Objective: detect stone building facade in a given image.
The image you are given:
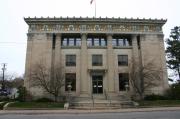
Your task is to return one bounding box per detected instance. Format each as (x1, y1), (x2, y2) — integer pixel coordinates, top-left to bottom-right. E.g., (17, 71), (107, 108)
(24, 17), (169, 99)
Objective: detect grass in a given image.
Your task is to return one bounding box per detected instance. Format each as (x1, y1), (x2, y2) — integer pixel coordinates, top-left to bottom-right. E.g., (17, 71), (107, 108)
(138, 100), (180, 107)
(0, 102), (8, 110)
(8, 102), (64, 109)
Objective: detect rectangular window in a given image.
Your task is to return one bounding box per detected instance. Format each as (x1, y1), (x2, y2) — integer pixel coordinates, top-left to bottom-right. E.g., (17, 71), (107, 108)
(66, 55), (76, 66)
(76, 38), (81, 46)
(87, 38), (93, 46)
(92, 55), (103, 66)
(61, 36), (81, 46)
(118, 55), (128, 66)
(94, 38), (100, 46)
(119, 73), (129, 91)
(62, 38), (68, 46)
(69, 38), (74, 46)
(101, 38), (106, 46)
(65, 73), (76, 91)
(112, 39), (117, 46)
(112, 36), (132, 47)
(118, 39), (124, 46)
(87, 37), (107, 47)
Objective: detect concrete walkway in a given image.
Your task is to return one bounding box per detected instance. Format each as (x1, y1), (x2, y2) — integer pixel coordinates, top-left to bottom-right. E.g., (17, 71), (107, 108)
(0, 107), (180, 115)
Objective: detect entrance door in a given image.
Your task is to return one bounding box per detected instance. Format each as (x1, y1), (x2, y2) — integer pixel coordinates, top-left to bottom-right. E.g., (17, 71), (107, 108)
(92, 75), (103, 94)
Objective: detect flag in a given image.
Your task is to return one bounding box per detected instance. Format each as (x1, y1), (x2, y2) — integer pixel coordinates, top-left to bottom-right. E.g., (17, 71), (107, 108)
(90, 0), (94, 4)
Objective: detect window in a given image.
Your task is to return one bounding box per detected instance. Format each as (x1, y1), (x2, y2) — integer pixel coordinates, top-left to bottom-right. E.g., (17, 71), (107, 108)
(61, 37), (81, 46)
(112, 37), (131, 46)
(65, 73), (76, 91)
(94, 38), (99, 46)
(119, 73), (129, 91)
(87, 38), (93, 46)
(118, 55), (128, 66)
(62, 38), (68, 46)
(101, 38), (106, 46)
(87, 37), (107, 47)
(69, 38), (75, 46)
(92, 55), (103, 66)
(66, 55), (76, 66)
(76, 38), (81, 46)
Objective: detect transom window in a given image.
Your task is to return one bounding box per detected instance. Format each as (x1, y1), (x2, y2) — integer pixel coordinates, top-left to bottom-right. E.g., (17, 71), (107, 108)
(65, 73), (76, 91)
(118, 55), (128, 66)
(92, 55), (103, 66)
(66, 55), (76, 66)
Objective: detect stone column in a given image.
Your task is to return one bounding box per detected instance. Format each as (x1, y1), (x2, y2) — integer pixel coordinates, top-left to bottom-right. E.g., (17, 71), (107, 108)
(107, 34), (115, 94)
(54, 33), (61, 65)
(157, 34), (169, 91)
(24, 33), (34, 90)
(131, 35), (140, 94)
(80, 33), (88, 96)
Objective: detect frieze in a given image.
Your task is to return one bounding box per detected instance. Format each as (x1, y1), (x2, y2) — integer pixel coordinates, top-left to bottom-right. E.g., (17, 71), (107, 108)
(27, 24), (163, 33)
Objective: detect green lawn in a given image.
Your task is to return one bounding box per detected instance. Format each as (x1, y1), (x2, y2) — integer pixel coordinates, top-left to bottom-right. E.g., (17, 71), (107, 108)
(138, 100), (180, 107)
(8, 102), (64, 109)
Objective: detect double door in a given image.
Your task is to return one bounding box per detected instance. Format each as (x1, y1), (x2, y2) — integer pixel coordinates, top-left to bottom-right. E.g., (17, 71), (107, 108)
(92, 75), (103, 94)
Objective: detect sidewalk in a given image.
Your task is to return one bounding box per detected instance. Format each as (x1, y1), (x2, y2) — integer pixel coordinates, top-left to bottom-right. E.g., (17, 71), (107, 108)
(1, 107), (180, 115)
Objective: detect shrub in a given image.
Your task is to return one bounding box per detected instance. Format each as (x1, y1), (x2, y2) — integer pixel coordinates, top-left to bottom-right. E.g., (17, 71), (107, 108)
(166, 83), (180, 100)
(35, 98), (53, 102)
(17, 86), (27, 102)
(144, 94), (168, 100)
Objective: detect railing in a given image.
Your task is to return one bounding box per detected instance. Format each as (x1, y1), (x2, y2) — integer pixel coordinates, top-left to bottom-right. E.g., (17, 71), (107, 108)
(104, 89), (111, 107)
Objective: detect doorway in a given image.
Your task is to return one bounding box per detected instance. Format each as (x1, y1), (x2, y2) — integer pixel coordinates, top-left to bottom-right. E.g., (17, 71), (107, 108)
(92, 75), (103, 94)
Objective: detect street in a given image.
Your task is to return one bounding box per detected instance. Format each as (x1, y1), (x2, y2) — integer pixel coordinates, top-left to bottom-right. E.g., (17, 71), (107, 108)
(0, 110), (180, 119)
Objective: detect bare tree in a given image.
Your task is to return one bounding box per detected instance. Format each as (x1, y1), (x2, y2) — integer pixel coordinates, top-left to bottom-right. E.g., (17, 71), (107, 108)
(29, 62), (65, 102)
(130, 60), (162, 100)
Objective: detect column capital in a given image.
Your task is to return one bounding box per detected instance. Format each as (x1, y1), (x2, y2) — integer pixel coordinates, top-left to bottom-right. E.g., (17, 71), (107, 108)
(106, 33), (113, 37)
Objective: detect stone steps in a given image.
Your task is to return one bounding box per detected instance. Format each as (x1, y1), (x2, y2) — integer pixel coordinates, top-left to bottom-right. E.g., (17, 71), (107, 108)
(69, 94), (136, 109)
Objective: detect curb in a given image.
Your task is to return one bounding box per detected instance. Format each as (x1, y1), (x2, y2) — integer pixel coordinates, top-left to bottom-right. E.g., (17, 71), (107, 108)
(0, 107), (180, 115)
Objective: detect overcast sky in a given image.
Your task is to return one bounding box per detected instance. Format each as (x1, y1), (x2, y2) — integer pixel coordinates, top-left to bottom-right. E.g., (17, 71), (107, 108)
(0, 0), (180, 76)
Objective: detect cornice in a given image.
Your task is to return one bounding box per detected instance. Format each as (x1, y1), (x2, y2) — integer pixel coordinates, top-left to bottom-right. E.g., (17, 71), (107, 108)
(24, 17), (167, 25)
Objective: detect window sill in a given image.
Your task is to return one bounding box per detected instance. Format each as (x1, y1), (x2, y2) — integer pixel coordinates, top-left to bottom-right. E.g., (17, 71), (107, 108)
(113, 46), (132, 49)
(61, 46), (81, 49)
(87, 46), (107, 49)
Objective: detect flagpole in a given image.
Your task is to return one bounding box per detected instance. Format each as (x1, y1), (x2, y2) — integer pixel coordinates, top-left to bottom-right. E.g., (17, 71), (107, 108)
(95, 0), (96, 18)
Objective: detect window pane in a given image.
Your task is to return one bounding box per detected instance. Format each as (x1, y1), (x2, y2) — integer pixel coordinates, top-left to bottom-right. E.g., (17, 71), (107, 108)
(76, 38), (81, 46)
(92, 55), (103, 66)
(65, 73), (76, 91)
(124, 39), (129, 46)
(62, 38), (67, 46)
(101, 38), (106, 46)
(118, 39), (124, 46)
(66, 55), (76, 66)
(94, 38), (99, 46)
(119, 73), (129, 91)
(69, 38), (74, 46)
(87, 38), (92, 46)
(118, 55), (128, 66)
(112, 39), (117, 46)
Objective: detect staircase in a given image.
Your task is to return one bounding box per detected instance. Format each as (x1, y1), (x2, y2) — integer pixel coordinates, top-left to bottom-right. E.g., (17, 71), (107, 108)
(70, 92), (137, 109)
